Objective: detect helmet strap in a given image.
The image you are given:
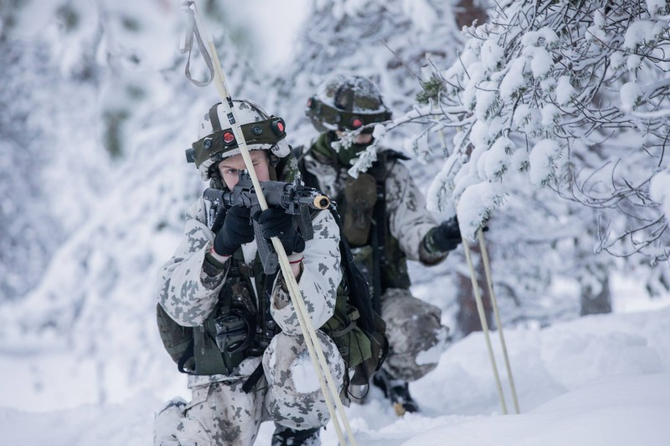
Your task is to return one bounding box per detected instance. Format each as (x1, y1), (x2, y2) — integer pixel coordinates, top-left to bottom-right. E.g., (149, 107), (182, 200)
(209, 103), (223, 132)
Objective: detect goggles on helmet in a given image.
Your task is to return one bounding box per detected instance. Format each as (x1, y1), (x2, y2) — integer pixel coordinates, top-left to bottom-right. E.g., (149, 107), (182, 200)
(306, 96), (391, 132)
(185, 117), (287, 167)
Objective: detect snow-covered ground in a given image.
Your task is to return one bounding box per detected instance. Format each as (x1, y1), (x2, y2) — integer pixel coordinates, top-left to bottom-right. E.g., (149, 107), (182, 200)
(3, 306), (669, 445)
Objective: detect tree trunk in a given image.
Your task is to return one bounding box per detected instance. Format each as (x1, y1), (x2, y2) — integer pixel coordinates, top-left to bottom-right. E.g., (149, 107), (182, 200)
(454, 0), (488, 29)
(580, 270), (612, 316)
(456, 242), (493, 337)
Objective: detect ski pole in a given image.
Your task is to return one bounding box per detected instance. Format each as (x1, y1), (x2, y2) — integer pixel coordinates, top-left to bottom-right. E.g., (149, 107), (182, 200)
(462, 236), (508, 414)
(478, 229), (520, 414)
(180, 2), (355, 444)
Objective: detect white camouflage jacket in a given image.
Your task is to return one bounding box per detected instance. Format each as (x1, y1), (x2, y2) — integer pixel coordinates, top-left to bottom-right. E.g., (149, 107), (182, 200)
(157, 197), (342, 387)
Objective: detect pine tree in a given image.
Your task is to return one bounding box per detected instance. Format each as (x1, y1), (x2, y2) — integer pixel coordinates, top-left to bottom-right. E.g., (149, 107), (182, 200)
(398, 0), (670, 316)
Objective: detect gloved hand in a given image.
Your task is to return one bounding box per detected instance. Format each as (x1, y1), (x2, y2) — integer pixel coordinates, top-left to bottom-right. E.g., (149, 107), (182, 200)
(431, 216), (462, 252)
(253, 208), (305, 255)
(213, 206), (255, 255)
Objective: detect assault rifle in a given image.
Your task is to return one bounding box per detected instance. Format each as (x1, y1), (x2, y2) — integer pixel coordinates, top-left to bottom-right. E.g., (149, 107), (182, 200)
(203, 170), (330, 274)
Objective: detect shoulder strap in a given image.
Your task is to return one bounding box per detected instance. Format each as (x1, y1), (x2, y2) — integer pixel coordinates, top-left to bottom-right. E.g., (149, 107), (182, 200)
(329, 209), (376, 334)
(296, 151), (320, 189)
(370, 152), (389, 314)
(177, 341), (195, 374)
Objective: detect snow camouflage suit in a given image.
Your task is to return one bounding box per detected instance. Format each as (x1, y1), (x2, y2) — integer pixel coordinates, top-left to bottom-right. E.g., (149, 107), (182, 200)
(299, 132), (450, 382)
(154, 164), (345, 445)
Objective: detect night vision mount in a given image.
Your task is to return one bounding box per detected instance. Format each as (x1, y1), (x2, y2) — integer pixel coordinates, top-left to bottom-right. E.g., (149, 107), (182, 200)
(185, 116), (287, 165)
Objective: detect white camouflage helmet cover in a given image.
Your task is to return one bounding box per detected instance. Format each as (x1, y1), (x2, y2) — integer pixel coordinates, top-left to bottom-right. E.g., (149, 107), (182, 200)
(306, 74), (391, 132)
(196, 99), (291, 180)
(315, 74), (387, 114)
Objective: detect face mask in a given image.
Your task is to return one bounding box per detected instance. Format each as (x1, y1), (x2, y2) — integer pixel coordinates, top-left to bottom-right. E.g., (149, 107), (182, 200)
(337, 141), (373, 166)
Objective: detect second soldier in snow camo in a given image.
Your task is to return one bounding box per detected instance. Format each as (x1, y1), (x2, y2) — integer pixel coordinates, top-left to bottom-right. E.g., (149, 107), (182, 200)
(300, 75), (462, 415)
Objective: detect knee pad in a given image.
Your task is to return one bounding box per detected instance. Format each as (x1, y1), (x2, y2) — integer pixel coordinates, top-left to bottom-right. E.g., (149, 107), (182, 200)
(263, 331), (345, 430)
(382, 290), (449, 381)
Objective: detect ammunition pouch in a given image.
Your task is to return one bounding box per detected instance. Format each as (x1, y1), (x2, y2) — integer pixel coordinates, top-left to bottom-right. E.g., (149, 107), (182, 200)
(214, 309), (255, 355)
(343, 173), (377, 247)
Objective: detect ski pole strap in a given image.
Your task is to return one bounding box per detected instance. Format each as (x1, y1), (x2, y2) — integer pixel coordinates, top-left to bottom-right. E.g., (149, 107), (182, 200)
(242, 362), (265, 393)
(179, 1), (215, 87)
(177, 340), (195, 374)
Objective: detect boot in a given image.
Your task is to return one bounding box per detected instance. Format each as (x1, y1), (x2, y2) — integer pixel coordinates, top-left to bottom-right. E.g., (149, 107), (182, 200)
(372, 368), (419, 416)
(271, 423), (321, 446)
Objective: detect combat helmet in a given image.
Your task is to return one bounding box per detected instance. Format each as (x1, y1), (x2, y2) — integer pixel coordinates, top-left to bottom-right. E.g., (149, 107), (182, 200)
(306, 75), (392, 133)
(186, 99), (291, 181)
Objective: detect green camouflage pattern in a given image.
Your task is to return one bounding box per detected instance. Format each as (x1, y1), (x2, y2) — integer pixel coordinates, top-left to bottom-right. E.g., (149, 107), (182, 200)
(301, 140), (450, 382)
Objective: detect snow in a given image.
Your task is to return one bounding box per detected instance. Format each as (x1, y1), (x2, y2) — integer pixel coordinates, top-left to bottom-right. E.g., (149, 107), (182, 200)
(555, 76), (574, 105)
(540, 103), (560, 127)
(404, 132), (431, 164)
(404, 374), (670, 446)
(480, 40), (504, 71)
(623, 21), (656, 50)
(621, 81), (643, 112)
(401, 0), (436, 33)
(3, 308), (670, 445)
(481, 136), (515, 180)
(520, 28), (559, 48)
(457, 182), (504, 240)
(292, 353), (321, 394)
(475, 85), (499, 122)
(3, 1), (670, 445)
(529, 139), (562, 186)
(500, 58), (527, 101)
(528, 47), (553, 79)
(650, 169), (670, 218)
(646, 0), (668, 16)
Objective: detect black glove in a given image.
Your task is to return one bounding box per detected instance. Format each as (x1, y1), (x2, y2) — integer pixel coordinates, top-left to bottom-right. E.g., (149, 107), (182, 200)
(213, 206), (255, 255)
(431, 216), (462, 252)
(253, 208), (306, 255)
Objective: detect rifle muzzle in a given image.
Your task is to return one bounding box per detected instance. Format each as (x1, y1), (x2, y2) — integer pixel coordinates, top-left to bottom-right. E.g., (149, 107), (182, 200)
(313, 195), (331, 210)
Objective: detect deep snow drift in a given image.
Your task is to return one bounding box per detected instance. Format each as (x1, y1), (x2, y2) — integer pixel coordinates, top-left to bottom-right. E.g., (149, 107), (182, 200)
(2, 307), (669, 445)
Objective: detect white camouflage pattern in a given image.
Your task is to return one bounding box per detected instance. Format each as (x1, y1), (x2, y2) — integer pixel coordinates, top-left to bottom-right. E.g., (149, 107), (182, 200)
(155, 197), (344, 445)
(380, 288), (448, 381)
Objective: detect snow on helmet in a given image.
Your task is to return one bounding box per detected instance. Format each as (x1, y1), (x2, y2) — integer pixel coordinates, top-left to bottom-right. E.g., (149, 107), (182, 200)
(186, 99), (291, 180)
(305, 75), (392, 133)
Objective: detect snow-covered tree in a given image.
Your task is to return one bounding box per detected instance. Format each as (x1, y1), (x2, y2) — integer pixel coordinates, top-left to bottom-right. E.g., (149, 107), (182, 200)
(0, 0), (266, 402)
(374, 0), (670, 317)
(412, 0), (670, 259)
(269, 0), (468, 141)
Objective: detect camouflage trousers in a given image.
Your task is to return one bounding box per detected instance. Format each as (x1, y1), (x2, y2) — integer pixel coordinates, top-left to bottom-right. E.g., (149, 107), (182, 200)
(154, 331), (345, 446)
(381, 288), (449, 382)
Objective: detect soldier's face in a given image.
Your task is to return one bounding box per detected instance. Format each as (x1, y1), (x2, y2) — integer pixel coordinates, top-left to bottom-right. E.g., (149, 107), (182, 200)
(218, 150), (270, 189)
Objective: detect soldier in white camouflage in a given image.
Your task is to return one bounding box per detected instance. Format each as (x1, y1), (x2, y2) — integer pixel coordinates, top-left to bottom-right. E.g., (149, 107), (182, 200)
(299, 75), (462, 415)
(154, 100), (345, 446)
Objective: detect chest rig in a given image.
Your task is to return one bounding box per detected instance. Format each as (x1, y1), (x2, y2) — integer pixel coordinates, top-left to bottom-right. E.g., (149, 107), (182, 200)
(192, 199), (281, 376)
(299, 147), (411, 312)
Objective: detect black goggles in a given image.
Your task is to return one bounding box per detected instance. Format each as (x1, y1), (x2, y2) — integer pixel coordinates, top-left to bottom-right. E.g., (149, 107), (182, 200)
(186, 117), (286, 166)
(306, 97), (391, 131)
